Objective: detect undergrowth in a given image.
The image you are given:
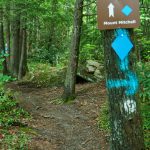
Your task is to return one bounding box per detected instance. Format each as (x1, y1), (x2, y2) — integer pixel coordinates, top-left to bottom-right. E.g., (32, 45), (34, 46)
(137, 62), (150, 149)
(0, 88), (30, 149)
(0, 55), (30, 149)
(21, 61), (66, 87)
(98, 102), (110, 131)
(0, 89), (29, 127)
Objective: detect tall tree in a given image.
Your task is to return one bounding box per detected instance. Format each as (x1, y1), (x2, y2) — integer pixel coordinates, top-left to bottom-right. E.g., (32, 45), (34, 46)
(47, 0), (58, 51)
(0, 8), (8, 74)
(4, 3), (11, 68)
(47, 0), (58, 65)
(103, 29), (145, 150)
(9, 2), (28, 79)
(10, 6), (21, 77)
(63, 0), (84, 101)
(18, 16), (28, 79)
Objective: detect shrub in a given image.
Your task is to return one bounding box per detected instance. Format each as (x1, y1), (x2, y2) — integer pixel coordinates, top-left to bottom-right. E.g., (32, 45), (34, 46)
(0, 55), (30, 149)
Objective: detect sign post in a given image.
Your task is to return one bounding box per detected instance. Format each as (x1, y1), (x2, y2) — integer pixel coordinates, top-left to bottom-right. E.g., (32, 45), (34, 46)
(97, 0), (145, 149)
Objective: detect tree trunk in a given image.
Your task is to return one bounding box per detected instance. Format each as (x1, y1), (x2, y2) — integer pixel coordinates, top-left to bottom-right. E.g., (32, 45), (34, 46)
(4, 4), (11, 68)
(18, 27), (27, 80)
(17, 6), (28, 80)
(103, 29), (145, 150)
(63, 0), (84, 101)
(47, 0), (58, 65)
(10, 10), (20, 77)
(19, 26), (23, 59)
(0, 9), (8, 74)
(5, 19), (11, 69)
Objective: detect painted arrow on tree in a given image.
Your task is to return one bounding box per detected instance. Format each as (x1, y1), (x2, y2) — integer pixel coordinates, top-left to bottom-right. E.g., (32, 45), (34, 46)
(108, 3), (115, 17)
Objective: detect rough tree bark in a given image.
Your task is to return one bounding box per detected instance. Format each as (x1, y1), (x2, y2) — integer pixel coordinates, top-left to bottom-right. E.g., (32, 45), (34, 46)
(46, 0), (58, 65)
(0, 9), (8, 74)
(10, 9), (20, 77)
(18, 26), (27, 79)
(63, 0), (84, 101)
(5, 4), (11, 68)
(47, 0), (57, 50)
(5, 18), (11, 68)
(103, 29), (145, 150)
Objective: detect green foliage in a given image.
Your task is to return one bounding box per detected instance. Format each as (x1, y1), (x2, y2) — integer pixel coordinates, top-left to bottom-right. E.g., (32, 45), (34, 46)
(137, 62), (150, 149)
(0, 90), (29, 127)
(141, 103), (150, 149)
(98, 102), (110, 131)
(137, 62), (150, 102)
(23, 62), (66, 87)
(0, 74), (12, 84)
(135, 28), (150, 61)
(80, 1), (104, 63)
(0, 54), (30, 149)
(80, 44), (104, 63)
(0, 87), (30, 149)
(0, 129), (29, 150)
(26, 0), (74, 64)
(0, 130), (29, 150)
(0, 55), (12, 85)
(135, 1), (150, 61)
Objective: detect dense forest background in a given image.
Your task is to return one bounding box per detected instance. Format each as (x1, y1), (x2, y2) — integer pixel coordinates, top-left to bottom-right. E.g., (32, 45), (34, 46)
(0, 0), (149, 149)
(0, 0), (149, 73)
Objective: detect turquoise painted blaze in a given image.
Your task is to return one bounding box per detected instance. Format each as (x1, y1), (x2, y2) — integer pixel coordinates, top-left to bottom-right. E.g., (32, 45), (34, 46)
(112, 29), (133, 60)
(106, 29), (139, 96)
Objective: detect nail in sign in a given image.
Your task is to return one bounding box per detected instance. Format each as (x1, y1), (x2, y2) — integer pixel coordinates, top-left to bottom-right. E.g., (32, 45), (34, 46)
(97, 0), (140, 30)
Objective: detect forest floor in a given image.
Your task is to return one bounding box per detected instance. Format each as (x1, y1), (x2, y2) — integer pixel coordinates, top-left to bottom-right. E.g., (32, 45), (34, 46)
(7, 82), (109, 150)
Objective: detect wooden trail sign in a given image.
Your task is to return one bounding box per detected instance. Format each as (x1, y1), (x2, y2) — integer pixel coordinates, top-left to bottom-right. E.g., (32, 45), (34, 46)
(97, 0), (140, 30)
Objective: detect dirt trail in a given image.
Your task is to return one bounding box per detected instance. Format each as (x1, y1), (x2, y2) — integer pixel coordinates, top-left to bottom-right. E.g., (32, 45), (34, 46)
(7, 83), (109, 150)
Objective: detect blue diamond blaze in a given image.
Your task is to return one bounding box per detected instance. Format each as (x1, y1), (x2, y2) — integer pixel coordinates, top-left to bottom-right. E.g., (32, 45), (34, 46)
(112, 35), (133, 60)
(122, 5), (133, 16)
